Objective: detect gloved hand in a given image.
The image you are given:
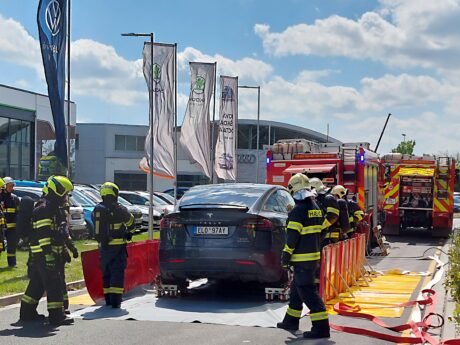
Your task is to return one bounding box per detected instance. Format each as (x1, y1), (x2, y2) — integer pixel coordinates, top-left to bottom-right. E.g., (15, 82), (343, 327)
(281, 251), (291, 270)
(70, 246), (79, 259)
(63, 249), (72, 263)
(125, 232), (133, 242)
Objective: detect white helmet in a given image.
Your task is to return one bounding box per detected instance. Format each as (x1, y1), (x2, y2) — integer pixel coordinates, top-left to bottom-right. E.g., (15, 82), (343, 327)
(331, 185), (347, 199)
(287, 173), (314, 200)
(309, 177), (328, 194)
(2, 177), (14, 186)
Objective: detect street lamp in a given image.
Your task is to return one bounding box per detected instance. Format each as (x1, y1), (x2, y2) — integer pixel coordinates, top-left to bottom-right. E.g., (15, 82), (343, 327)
(238, 85), (260, 183)
(402, 133), (406, 143)
(121, 32), (155, 240)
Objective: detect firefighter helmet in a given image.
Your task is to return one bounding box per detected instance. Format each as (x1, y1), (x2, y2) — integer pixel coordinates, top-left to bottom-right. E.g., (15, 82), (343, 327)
(47, 176), (73, 197)
(309, 177), (328, 193)
(3, 176), (15, 186)
(100, 182), (119, 198)
(0, 177), (4, 189)
(287, 173), (315, 200)
(331, 185), (347, 199)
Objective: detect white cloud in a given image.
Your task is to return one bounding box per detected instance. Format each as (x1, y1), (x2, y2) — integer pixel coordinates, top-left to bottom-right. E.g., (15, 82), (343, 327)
(255, 0), (460, 71)
(178, 47), (273, 84)
(0, 14), (42, 73)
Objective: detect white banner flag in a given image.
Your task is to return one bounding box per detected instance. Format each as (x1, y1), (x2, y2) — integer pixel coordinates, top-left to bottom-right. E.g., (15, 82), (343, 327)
(142, 42), (175, 178)
(215, 76), (238, 180)
(180, 62), (216, 178)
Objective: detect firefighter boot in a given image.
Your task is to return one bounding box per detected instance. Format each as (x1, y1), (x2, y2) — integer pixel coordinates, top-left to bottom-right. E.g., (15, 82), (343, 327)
(49, 309), (74, 326)
(276, 314), (299, 331)
(303, 319), (330, 339)
(7, 254), (16, 268)
(111, 293), (122, 309)
(104, 294), (111, 306)
(19, 303), (45, 322)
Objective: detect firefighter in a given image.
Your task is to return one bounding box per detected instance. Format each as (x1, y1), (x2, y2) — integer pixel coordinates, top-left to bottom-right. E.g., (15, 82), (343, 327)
(56, 196), (79, 313)
(92, 182), (135, 309)
(309, 177), (340, 246)
(19, 176), (74, 325)
(276, 173), (330, 339)
(346, 195), (364, 237)
(0, 178), (6, 258)
(1, 176), (20, 267)
(330, 185), (351, 241)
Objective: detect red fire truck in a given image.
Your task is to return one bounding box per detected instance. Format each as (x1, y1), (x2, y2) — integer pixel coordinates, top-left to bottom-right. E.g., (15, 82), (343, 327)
(380, 154), (455, 237)
(266, 139), (380, 233)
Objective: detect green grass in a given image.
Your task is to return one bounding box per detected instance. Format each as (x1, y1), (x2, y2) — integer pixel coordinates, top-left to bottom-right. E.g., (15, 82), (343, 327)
(446, 229), (460, 326)
(0, 232), (150, 297)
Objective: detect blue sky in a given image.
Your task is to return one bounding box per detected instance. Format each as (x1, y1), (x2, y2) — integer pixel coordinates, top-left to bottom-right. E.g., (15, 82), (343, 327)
(1, 0), (459, 155)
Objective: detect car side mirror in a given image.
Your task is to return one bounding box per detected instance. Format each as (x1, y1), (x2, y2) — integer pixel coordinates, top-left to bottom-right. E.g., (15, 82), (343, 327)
(144, 201), (150, 206)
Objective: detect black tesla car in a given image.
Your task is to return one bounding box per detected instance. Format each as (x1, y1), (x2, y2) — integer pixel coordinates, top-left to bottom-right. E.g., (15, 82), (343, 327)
(159, 183), (295, 288)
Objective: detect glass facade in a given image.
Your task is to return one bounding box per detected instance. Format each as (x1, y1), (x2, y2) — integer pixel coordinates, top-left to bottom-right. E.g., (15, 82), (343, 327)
(0, 116), (34, 179)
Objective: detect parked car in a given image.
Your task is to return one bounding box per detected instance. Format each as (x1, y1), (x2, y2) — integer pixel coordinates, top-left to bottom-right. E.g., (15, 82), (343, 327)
(163, 187), (189, 200)
(152, 191), (175, 205)
(136, 191), (175, 214)
(13, 186), (87, 237)
(119, 191), (171, 229)
(74, 185), (143, 230)
(159, 183), (295, 288)
(454, 195), (460, 212)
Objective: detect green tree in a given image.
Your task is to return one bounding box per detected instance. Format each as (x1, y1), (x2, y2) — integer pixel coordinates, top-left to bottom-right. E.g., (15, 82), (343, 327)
(391, 140), (416, 155)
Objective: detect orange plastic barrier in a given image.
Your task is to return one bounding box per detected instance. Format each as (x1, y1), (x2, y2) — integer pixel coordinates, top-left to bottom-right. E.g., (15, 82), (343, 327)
(319, 234), (366, 301)
(81, 240), (160, 302)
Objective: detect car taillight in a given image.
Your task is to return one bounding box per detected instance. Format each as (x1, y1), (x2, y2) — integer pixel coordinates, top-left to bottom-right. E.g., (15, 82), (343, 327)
(160, 217), (184, 229)
(241, 217), (273, 230)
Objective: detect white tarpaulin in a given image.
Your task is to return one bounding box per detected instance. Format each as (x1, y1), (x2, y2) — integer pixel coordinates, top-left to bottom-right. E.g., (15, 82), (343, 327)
(142, 42), (175, 178)
(71, 292), (290, 328)
(214, 76), (238, 180)
(180, 62), (216, 178)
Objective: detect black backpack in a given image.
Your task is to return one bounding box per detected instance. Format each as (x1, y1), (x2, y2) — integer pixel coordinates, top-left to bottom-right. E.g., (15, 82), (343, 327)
(16, 196), (35, 243)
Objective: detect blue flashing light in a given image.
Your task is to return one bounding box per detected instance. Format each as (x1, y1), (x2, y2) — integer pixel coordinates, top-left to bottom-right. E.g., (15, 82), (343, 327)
(266, 157), (271, 164)
(359, 154), (365, 163)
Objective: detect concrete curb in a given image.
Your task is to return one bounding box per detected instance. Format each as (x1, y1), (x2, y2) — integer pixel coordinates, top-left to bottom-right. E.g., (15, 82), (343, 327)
(0, 280), (86, 308)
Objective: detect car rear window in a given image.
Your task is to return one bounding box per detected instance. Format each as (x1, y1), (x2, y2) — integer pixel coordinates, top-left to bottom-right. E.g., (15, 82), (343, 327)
(179, 185), (267, 208)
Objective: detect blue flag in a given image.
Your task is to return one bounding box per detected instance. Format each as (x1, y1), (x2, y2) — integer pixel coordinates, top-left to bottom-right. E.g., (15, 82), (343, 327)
(37, 0), (68, 170)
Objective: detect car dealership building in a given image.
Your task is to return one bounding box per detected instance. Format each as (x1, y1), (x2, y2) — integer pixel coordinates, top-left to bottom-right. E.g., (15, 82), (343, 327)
(75, 120), (340, 191)
(0, 84), (76, 179)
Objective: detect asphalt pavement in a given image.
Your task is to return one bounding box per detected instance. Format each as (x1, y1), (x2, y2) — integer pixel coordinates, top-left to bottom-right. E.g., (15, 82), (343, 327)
(0, 224), (457, 345)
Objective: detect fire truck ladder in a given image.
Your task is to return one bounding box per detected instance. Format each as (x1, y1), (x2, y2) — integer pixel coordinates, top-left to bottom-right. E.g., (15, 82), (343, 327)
(342, 147), (358, 190)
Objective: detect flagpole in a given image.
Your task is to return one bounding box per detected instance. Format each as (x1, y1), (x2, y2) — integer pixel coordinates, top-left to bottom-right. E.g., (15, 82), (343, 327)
(173, 43), (178, 206)
(210, 62), (217, 184)
(148, 34), (154, 240)
(66, 0), (71, 178)
(121, 32), (155, 240)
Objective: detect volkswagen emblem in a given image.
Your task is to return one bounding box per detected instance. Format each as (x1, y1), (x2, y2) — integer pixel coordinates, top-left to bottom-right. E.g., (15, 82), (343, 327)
(45, 0), (62, 37)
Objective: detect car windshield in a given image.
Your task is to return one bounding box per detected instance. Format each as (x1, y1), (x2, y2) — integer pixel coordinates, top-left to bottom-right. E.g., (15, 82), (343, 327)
(454, 196), (460, 203)
(80, 188), (102, 203)
(118, 196), (132, 206)
(138, 192), (169, 206)
(71, 190), (96, 207)
(179, 185), (267, 208)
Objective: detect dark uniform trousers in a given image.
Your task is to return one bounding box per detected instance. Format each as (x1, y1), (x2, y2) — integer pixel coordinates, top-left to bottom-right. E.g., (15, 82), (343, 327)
(283, 266), (329, 331)
(20, 255), (64, 321)
(2, 193), (19, 267)
(100, 244), (128, 306)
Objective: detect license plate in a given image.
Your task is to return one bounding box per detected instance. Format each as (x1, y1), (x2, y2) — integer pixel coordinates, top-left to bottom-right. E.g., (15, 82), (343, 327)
(194, 226), (229, 235)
